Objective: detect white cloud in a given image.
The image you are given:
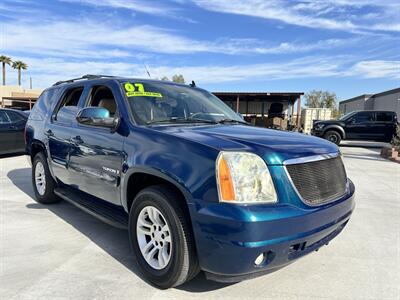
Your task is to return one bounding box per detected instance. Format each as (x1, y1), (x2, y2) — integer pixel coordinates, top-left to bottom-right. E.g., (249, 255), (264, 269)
(2, 20), (356, 58)
(61, 0), (179, 17)
(14, 55), (399, 90)
(346, 60), (400, 79)
(192, 0), (400, 33)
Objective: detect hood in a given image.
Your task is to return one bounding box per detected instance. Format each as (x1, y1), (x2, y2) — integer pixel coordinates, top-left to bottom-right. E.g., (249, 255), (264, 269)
(314, 120), (345, 126)
(151, 124), (339, 165)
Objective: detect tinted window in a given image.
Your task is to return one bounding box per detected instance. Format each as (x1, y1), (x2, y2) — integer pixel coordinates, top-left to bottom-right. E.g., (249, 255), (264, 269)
(376, 112), (393, 122)
(54, 87), (83, 122)
(0, 111), (10, 124)
(6, 111), (25, 122)
(30, 89), (58, 121)
(353, 112), (374, 123)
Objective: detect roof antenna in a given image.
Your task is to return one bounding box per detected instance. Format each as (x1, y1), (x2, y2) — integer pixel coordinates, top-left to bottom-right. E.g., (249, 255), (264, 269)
(189, 80), (196, 87)
(144, 64), (151, 78)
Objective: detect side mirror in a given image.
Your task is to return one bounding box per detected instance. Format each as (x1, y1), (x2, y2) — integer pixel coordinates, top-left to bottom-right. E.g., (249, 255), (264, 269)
(76, 107), (118, 129)
(347, 118), (355, 124)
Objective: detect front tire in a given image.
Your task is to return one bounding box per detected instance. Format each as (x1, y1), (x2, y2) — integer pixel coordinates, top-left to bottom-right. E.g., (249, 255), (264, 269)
(324, 130), (341, 145)
(129, 185), (199, 289)
(32, 152), (60, 204)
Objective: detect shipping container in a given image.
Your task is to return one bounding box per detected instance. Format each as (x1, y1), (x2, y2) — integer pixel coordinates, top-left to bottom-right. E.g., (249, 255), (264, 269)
(301, 108), (332, 134)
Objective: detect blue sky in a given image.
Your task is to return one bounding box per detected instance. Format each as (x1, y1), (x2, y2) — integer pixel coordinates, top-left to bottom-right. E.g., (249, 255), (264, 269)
(0, 0), (399, 100)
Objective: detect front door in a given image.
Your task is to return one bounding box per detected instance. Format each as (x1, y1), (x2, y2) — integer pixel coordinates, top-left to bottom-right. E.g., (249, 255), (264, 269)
(345, 111), (376, 140)
(4, 110), (27, 152)
(0, 110), (14, 154)
(68, 83), (125, 205)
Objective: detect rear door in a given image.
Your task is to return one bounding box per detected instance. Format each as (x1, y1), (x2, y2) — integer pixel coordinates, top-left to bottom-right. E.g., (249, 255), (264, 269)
(45, 86), (85, 184)
(375, 112), (396, 142)
(345, 111), (376, 140)
(68, 82), (125, 205)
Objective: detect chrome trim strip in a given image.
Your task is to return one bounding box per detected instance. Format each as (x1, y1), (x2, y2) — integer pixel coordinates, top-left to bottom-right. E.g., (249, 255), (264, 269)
(283, 152), (340, 165)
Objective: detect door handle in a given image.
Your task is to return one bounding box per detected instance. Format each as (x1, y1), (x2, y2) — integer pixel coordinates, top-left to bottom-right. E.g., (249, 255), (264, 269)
(44, 129), (53, 137)
(71, 136), (83, 144)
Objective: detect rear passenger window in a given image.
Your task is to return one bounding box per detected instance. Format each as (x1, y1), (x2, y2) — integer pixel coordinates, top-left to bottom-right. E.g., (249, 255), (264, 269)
(0, 111), (10, 124)
(30, 89), (58, 121)
(54, 87), (84, 123)
(6, 111), (24, 123)
(376, 112), (393, 122)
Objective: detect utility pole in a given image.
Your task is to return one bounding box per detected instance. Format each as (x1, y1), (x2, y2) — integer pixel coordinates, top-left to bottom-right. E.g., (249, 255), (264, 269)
(30, 77), (32, 89)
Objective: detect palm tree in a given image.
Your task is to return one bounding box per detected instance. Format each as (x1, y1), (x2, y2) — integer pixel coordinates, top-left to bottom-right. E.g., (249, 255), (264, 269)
(12, 60), (28, 86)
(0, 55), (12, 85)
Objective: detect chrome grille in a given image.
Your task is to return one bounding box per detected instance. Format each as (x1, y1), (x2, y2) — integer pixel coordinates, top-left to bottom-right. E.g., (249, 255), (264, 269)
(285, 156), (347, 205)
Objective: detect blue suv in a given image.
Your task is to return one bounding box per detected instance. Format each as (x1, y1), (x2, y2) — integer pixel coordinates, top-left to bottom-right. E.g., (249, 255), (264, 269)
(25, 75), (355, 288)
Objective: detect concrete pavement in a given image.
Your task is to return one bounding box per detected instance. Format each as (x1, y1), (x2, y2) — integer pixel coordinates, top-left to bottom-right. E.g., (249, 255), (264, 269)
(1, 147), (399, 299)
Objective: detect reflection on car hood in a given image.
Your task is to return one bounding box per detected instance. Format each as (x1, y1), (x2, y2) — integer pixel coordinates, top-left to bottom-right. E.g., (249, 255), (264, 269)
(151, 124), (339, 165)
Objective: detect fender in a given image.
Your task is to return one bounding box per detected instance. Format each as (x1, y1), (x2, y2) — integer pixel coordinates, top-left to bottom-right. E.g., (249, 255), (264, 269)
(120, 166), (193, 213)
(323, 125), (346, 139)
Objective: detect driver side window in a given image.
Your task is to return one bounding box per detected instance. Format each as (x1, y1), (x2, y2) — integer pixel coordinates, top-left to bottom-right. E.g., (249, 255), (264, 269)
(86, 85), (118, 117)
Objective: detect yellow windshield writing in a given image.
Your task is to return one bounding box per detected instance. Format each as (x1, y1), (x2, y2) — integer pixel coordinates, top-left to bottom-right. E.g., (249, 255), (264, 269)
(124, 82), (163, 98)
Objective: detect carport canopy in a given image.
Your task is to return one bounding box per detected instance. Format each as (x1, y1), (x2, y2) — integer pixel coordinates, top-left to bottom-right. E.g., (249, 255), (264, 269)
(213, 91), (304, 126)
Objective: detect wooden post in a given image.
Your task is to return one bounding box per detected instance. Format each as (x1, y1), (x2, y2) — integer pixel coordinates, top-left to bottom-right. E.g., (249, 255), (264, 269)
(296, 96), (301, 128)
(291, 100), (295, 120)
(236, 95), (240, 113)
(261, 101), (264, 119)
(29, 98), (32, 109)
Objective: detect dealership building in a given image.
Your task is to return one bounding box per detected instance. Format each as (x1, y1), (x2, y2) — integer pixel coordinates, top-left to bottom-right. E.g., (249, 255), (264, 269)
(339, 87), (400, 116)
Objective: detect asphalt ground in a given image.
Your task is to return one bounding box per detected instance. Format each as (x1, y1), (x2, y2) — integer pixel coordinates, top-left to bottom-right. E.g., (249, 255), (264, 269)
(1, 146), (399, 299)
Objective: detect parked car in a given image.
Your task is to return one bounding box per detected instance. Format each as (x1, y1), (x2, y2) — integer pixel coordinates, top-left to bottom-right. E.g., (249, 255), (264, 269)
(25, 75), (355, 288)
(0, 108), (28, 155)
(311, 110), (398, 145)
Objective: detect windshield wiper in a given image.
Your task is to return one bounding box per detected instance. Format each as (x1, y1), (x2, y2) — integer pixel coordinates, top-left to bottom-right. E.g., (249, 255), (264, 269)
(146, 117), (216, 125)
(146, 117), (248, 125)
(217, 118), (248, 125)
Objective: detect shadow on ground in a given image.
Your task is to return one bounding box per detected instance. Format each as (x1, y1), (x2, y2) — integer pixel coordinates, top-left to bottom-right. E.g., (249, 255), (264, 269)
(7, 167), (234, 293)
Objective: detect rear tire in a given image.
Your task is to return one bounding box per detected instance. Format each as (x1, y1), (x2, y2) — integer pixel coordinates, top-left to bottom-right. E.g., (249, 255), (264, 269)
(129, 185), (199, 289)
(32, 152), (60, 204)
(324, 130), (341, 145)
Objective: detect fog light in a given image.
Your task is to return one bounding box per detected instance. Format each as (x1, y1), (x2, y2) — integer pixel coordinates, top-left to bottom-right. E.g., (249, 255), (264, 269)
(254, 253), (265, 266)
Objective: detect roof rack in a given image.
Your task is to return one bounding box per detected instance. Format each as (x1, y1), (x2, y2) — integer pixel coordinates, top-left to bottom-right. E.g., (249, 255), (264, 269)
(52, 74), (117, 86)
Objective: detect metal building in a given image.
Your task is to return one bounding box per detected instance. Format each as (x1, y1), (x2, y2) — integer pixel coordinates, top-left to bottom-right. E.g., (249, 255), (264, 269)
(339, 87), (400, 116)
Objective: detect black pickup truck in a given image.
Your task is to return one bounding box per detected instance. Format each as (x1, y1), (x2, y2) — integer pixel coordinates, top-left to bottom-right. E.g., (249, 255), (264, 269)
(311, 110), (398, 145)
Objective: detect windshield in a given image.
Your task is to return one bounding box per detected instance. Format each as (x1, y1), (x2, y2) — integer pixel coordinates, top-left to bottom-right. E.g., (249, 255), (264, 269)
(122, 81), (243, 125)
(339, 111), (357, 121)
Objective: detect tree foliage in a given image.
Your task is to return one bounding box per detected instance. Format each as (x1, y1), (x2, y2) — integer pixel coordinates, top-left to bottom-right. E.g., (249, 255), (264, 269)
(171, 74), (185, 83)
(391, 123), (400, 147)
(304, 90), (337, 109)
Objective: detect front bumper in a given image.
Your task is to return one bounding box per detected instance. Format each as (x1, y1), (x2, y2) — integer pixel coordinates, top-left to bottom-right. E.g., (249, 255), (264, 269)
(311, 129), (324, 137)
(189, 180), (355, 281)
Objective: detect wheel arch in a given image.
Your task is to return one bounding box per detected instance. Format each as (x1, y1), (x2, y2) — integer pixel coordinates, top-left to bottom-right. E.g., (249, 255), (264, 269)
(323, 125), (346, 139)
(30, 140), (47, 162)
(122, 167), (193, 214)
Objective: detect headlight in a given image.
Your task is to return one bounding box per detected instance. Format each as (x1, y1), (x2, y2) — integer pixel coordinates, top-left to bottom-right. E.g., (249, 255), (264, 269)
(216, 152), (277, 204)
(314, 123), (325, 130)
